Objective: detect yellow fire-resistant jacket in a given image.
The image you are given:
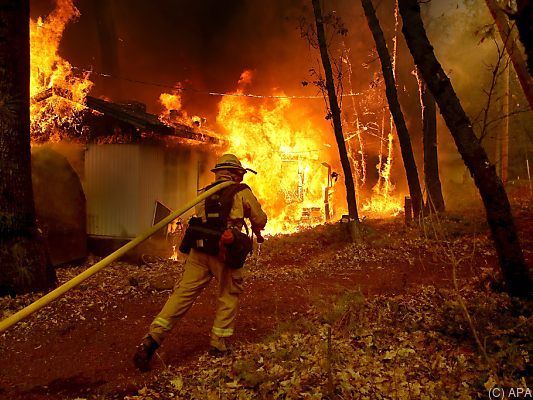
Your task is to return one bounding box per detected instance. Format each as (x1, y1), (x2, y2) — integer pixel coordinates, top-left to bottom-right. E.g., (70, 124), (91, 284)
(195, 177), (267, 233)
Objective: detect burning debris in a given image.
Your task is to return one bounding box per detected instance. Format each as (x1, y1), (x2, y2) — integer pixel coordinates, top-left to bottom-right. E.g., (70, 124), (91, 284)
(29, 1), (218, 146)
(2, 1), (530, 397)
(85, 96), (222, 144)
(216, 71), (335, 234)
(159, 89), (207, 130)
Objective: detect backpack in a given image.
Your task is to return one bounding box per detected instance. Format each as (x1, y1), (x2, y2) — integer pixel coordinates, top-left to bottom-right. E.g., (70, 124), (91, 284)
(179, 182), (253, 268)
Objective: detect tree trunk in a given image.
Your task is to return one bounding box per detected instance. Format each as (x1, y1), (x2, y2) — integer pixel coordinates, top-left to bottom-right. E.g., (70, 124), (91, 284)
(311, 0), (359, 223)
(501, 65), (509, 183)
(361, 0), (424, 218)
(513, 0), (533, 75)
(0, 0), (56, 295)
(421, 76), (445, 212)
(484, 0), (533, 109)
(398, 0), (532, 298)
(512, 0), (533, 76)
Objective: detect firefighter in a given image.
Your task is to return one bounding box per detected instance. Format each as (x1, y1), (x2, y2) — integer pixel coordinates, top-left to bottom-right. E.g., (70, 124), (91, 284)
(134, 154), (267, 371)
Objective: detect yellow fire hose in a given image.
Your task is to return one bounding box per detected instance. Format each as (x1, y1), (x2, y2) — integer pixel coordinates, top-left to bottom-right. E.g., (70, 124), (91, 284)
(0, 180), (233, 334)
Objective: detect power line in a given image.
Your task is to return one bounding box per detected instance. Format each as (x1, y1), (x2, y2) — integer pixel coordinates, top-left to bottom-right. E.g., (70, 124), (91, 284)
(70, 66), (362, 100)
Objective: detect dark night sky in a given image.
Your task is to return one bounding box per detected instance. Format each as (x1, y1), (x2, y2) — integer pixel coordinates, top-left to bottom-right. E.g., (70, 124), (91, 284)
(30, 0), (383, 119)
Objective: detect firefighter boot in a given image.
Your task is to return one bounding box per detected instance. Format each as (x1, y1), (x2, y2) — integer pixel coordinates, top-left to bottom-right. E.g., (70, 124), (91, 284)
(133, 335), (159, 371)
(209, 333), (230, 357)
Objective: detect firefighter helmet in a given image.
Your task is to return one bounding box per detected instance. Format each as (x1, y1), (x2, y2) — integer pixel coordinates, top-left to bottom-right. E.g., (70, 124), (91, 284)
(211, 154), (246, 173)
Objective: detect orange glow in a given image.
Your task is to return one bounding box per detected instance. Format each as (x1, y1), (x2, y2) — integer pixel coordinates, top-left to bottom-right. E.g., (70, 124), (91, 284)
(30, 0), (93, 141)
(359, 2), (403, 219)
(159, 92), (184, 114)
(159, 87), (208, 130)
(158, 88), (188, 124)
(361, 118), (403, 217)
(216, 71), (332, 234)
(29, 2), (404, 228)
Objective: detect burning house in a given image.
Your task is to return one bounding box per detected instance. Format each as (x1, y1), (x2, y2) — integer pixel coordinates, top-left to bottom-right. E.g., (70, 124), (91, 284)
(33, 95), (221, 263)
(83, 97), (221, 252)
(28, 0), (415, 254)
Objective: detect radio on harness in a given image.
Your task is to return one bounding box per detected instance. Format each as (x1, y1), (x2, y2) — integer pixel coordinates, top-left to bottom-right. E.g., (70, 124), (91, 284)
(179, 182), (253, 268)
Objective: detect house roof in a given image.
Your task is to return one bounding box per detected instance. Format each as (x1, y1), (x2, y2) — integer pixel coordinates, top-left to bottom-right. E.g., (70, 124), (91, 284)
(32, 88), (224, 145)
(85, 96), (223, 145)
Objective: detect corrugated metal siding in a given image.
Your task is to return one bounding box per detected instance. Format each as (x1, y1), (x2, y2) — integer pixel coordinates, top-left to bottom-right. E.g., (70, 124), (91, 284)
(197, 149), (218, 190)
(174, 148), (196, 213)
(85, 143), (213, 238)
(138, 146), (165, 232)
(86, 144), (140, 238)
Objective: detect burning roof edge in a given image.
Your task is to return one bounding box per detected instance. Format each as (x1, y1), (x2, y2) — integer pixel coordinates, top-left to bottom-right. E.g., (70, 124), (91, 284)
(85, 96), (224, 145)
(32, 88), (225, 146)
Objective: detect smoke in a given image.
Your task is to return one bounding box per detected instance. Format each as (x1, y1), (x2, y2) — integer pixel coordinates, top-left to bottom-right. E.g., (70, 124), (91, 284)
(423, 0), (532, 195)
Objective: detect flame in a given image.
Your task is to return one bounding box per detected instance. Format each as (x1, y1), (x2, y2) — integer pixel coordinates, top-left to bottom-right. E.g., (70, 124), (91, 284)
(342, 45), (367, 198)
(158, 89), (188, 124)
(159, 87), (207, 129)
(170, 245), (179, 261)
(30, 0), (93, 142)
(159, 92), (184, 113)
(216, 71), (332, 234)
(359, 1), (403, 219)
(29, 1), (404, 227)
(361, 118), (403, 217)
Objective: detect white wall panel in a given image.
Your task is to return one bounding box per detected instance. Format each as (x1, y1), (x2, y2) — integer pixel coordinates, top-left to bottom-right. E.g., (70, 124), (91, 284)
(86, 144), (140, 238)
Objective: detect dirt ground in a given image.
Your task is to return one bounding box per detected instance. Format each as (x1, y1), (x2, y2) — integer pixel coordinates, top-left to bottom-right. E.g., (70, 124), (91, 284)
(0, 196), (531, 400)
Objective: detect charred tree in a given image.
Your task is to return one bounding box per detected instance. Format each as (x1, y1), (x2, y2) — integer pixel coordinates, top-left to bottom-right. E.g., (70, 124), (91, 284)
(311, 0), (360, 225)
(512, 0), (533, 75)
(0, 0), (56, 294)
(420, 77), (445, 212)
(361, 0), (424, 218)
(484, 0), (533, 109)
(398, 0), (532, 298)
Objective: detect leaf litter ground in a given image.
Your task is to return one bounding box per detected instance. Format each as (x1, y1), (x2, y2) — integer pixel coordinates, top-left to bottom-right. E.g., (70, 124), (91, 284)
(0, 196), (531, 399)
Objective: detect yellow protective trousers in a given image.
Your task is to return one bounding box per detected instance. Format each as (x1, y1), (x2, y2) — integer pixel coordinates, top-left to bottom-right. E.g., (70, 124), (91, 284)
(148, 248), (244, 344)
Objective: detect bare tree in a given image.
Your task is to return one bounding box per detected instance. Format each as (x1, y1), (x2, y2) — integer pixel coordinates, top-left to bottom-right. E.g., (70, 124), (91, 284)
(361, 0), (424, 218)
(311, 0), (360, 226)
(398, 0), (532, 298)
(0, 0), (56, 294)
(420, 74), (445, 212)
